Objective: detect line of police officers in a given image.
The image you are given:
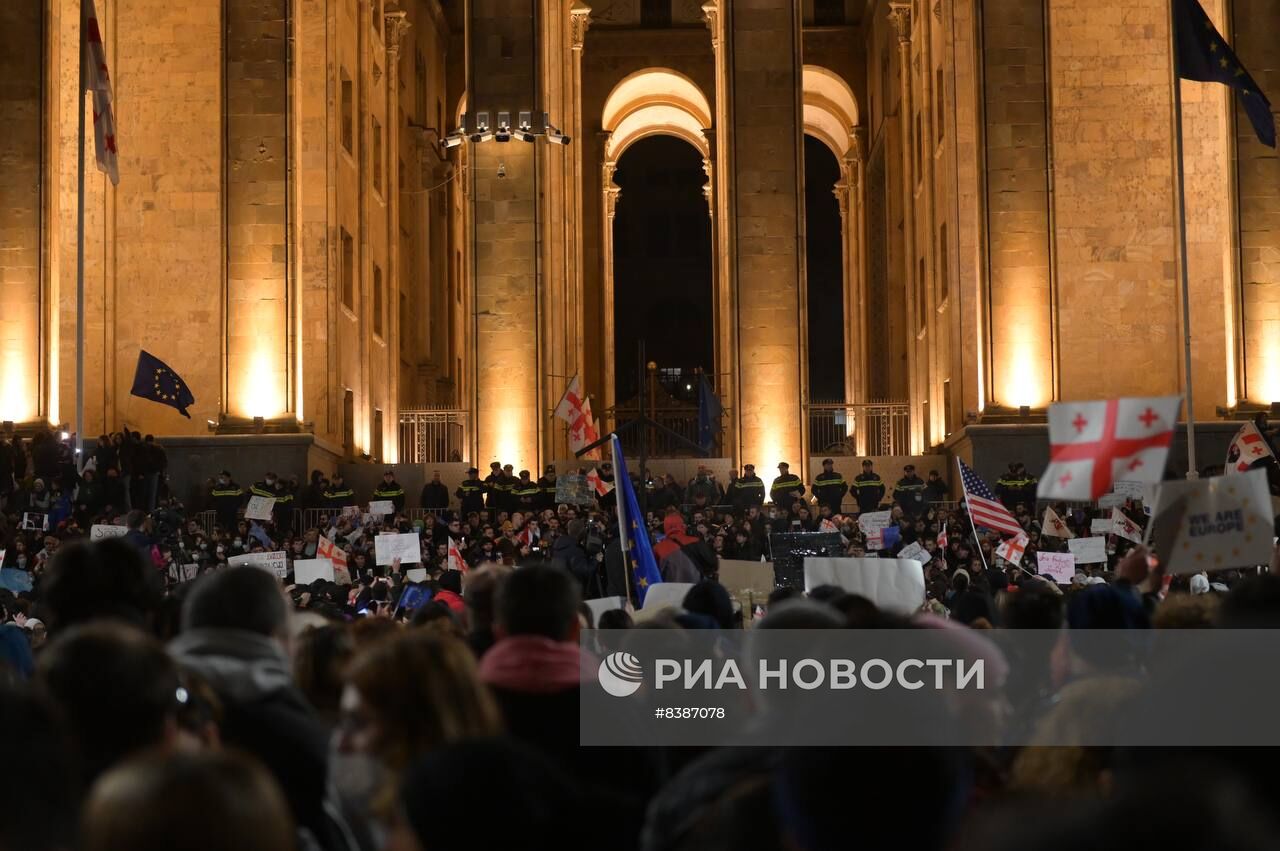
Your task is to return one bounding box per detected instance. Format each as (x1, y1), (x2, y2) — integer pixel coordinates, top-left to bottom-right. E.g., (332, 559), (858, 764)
(725, 458), (942, 516)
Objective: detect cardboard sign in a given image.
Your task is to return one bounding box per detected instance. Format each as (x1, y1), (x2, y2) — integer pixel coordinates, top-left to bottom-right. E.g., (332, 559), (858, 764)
(1090, 518), (1113, 535)
(1036, 551), (1077, 583)
(229, 551), (288, 579)
(897, 541), (929, 564)
(342, 505), (361, 517)
(586, 596), (627, 624)
(803, 557), (925, 616)
(293, 558), (335, 585)
(374, 532), (422, 565)
(1068, 536), (1107, 564)
(1112, 480), (1148, 500)
(1098, 493), (1127, 509)
(858, 511), (892, 550)
(244, 496), (276, 521)
(639, 582), (695, 613)
(90, 524), (129, 541)
(1148, 468), (1274, 574)
(368, 500), (395, 516)
(406, 567), (428, 583)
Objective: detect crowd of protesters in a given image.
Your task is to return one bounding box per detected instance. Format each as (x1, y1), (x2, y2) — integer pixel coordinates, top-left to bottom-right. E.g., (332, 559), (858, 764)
(2, 426), (1280, 850)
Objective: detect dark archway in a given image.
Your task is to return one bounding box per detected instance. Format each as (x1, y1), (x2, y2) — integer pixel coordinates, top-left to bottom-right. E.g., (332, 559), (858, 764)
(612, 135), (713, 403)
(804, 134), (846, 402)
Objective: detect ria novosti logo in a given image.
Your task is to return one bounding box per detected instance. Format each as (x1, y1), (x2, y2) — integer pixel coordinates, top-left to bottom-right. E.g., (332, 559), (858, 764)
(597, 652), (644, 697)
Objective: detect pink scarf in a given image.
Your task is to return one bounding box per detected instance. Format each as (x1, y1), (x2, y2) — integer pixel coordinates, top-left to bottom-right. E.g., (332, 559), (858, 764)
(479, 635), (591, 695)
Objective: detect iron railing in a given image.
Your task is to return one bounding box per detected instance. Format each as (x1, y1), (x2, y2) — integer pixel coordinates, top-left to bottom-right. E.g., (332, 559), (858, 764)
(808, 401), (910, 457)
(399, 408), (469, 464)
(608, 406), (729, 458)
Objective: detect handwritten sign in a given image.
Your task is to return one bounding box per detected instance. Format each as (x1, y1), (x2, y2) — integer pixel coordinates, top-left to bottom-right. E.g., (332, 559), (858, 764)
(244, 496), (276, 521)
(1113, 481), (1148, 500)
(1090, 518), (1113, 535)
(858, 511), (892, 550)
(1148, 468), (1273, 574)
(90, 524), (129, 541)
(368, 500), (395, 516)
(1068, 536), (1107, 564)
(374, 532), (422, 565)
(1036, 551), (1077, 583)
(406, 567), (428, 583)
(897, 541), (929, 564)
(1098, 493), (1127, 509)
(293, 558), (335, 585)
(229, 551), (288, 579)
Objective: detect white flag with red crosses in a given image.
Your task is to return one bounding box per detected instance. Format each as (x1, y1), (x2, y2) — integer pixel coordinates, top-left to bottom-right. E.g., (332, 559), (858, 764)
(1041, 507), (1074, 539)
(1110, 507), (1144, 544)
(1225, 421), (1275, 474)
(1037, 396), (1183, 501)
(995, 532), (1029, 567)
(83, 0), (119, 185)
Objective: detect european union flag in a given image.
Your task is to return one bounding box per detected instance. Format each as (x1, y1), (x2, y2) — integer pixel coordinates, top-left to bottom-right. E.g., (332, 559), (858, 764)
(610, 434), (662, 605)
(130, 350), (195, 418)
(696, 373), (722, 454)
(1174, 0), (1275, 147)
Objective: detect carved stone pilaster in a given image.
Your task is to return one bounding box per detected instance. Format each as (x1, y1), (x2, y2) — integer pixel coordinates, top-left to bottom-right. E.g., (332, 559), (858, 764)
(569, 0), (592, 51)
(384, 9), (411, 62)
(701, 0), (719, 50)
(603, 160), (621, 218)
(702, 157), (714, 216)
(888, 2), (912, 45)
(833, 180), (850, 218)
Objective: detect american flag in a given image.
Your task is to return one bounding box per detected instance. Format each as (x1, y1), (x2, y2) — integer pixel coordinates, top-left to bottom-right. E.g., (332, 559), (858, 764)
(83, 0), (119, 185)
(958, 459), (1024, 537)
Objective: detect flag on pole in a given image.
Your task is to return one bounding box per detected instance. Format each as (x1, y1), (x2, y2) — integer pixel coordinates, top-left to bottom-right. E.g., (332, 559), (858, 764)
(586, 467), (613, 497)
(696, 374), (723, 453)
(958, 459), (1024, 536)
(447, 537), (467, 572)
(516, 523), (539, 548)
(1037, 396), (1182, 501)
(1041, 506), (1074, 539)
(83, 0), (119, 185)
(937, 524), (948, 550)
(1110, 507), (1144, 544)
(611, 434), (662, 605)
(1225, 421), (1276, 474)
(317, 535), (348, 571)
(554, 374), (602, 459)
(1174, 0), (1275, 148)
(130, 350), (196, 417)
(995, 532), (1029, 567)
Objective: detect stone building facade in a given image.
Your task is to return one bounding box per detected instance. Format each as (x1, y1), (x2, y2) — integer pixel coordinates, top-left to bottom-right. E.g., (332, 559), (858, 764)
(0, 0), (1276, 479)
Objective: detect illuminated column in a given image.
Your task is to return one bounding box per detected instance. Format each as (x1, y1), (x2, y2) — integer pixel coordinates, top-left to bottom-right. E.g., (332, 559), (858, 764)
(224, 0), (290, 420)
(722, 0), (805, 472)
(384, 10), (410, 460)
(600, 156), (621, 419)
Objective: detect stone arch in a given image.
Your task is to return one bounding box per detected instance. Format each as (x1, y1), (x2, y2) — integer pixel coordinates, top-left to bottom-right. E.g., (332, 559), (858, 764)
(601, 68), (713, 159)
(802, 65), (859, 157)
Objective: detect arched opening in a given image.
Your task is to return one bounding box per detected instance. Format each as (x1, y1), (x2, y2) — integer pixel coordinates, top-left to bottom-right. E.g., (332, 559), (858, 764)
(611, 136), (713, 403)
(804, 134), (845, 402)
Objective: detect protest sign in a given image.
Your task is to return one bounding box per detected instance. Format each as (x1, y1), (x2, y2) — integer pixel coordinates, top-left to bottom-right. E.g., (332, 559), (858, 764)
(293, 558), (335, 585)
(768, 532), (843, 589)
(375, 532), (422, 565)
(1068, 536), (1107, 564)
(342, 505), (361, 518)
(177, 564), (200, 582)
(1148, 468), (1273, 574)
(244, 496), (276, 521)
(638, 582), (695, 614)
(897, 541), (929, 564)
(368, 500), (395, 516)
(230, 551), (288, 579)
(1112, 481), (1148, 500)
(90, 524), (129, 541)
(406, 568), (428, 583)
(1098, 493), (1127, 509)
(20, 513), (47, 532)
(555, 474), (595, 506)
(1090, 518), (1113, 535)
(586, 596), (627, 624)
(1036, 551), (1077, 583)
(803, 557), (925, 616)
(858, 511), (892, 550)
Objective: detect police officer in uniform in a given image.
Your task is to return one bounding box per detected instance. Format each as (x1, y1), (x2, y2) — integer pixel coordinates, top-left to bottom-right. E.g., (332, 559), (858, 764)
(537, 465), (558, 512)
(730, 463), (765, 513)
(811, 458), (848, 516)
(456, 467), (486, 516)
(769, 462), (805, 512)
(210, 470), (244, 531)
(273, 475), (295, 532)
(483, 462), (505, 511)
(893, 463), (927, 518)
(372, 469), (406, 513)
(323, 472), (356, 512)
(512, 470), (541, 513)
(853, 460), (886, 514)
(500, 464), (518, 513)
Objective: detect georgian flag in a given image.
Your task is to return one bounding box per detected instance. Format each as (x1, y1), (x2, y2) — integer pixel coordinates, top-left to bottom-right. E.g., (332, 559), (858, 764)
(1038, 396), (1183, 501)
(317, 535), (348, 570)
(586, 467), (613, 497)
(554, 374), (602, 460)
(1041, 507), (1074, 539)
(83, 0), (119, 185)
(1225, 421), (1275, 474)
(447, 537), (467, 573)
(1110, 507), (1144, 544)
(995, 532), (1029, 567)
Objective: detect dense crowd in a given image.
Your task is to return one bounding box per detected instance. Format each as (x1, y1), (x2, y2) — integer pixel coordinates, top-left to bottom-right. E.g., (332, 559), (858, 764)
(2, 427), (1280, 851)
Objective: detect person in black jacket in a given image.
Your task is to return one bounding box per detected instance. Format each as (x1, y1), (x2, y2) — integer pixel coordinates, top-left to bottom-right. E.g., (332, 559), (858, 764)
(893, 464), (927, 518)
(210, 470), (244, 531)
(769, 462), (805, 512)
(852, 460), (886, 513)
(536, 465), (558, 512)
(811, 458), (848, 515)
(456, 468), (486, 515)
(420, 471), (450, 512)
(730, 464), (766, 513)
(372, 470), (406, 513)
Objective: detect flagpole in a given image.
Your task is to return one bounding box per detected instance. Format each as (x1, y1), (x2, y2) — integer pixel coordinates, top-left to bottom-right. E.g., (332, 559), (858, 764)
(611, 434), (634, 609)
(957, 457), (991, 574)
(1167, 0), (1198, 479)
(74, 3), (88, 470)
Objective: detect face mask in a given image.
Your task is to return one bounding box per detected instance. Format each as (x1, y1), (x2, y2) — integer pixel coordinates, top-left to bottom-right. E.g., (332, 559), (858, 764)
(234, 538), (242, 546)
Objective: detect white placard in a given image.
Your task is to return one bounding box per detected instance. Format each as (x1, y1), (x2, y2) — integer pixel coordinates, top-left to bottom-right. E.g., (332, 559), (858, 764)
(1090, 518), (1113, 535)
(1068, 536), (1107, 564)
(640, 582), (695, 612)
(1098, 493), (1127, 509)
(406, 568), (428, 583)
(586, 596), (627, 624)
(342, 505), (361, 517)
(229, 551), (288, 579)
(897, 541), (929, 564)
(368, 500), (395, 516)
(293, 558), (335, 585)
(858, 511), (892, 550)
(1112, 481), (1147, 499)
(1148, 468), (1274, 574)
(803, 557), (925, 616)
(1036, 551), (1077, 583)
(244, 495), (276, 521)
(90, 524), (129, 541)
(374, 532), (422, 565)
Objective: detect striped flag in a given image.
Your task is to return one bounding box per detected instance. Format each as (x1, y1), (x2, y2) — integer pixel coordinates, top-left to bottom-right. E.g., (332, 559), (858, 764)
(958, 459), (1024, 537)
(83, 0), (119, 185)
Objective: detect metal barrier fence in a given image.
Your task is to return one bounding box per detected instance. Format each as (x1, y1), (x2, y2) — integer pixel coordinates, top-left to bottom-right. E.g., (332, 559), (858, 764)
(399, 409), (469, 464)
(609, 405), (730, 458)
(807, 401), (911, 457)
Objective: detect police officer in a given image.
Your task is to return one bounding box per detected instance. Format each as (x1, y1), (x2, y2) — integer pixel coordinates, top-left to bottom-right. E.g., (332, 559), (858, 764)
(210, 470), (244, 531)
(323, 472), (356, 511)
(853, 460), (886, 514)
(893, 463), (927, 517)
(995, 463), (1021, 509)
(924, 469), (949, 503)
(249, 472), (277, 503)
(456, 467), (486, 516)
(537, 465), (558, 512)
(769, 462), (805, 512)
(730, 463), (765, 512)
(483, 462), (505, 510)
(500, 464), (518, 513)
(811, 458), (848, 516)
(512, 470), (541, 512)
(273, 474), (296, 532)
(372, 469), (406, 513)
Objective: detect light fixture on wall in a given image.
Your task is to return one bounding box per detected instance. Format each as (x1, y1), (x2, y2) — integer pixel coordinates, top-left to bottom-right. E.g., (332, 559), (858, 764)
(441, 110), (570, 149)
(494, 112), (512, 142)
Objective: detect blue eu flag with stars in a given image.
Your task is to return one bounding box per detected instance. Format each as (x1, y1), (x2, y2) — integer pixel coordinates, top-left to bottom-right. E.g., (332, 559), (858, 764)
(610, 434), (662, 605)
(1174, 0), (1274, 147)
(130, 350), (195, 418)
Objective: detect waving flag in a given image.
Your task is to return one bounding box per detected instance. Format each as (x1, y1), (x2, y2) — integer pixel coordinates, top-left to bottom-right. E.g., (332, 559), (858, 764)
(697, 374), (723, 453)
(83, 0), (119, 184)
(995, 532), (1029, 567)
(611, 434), (662, 605)
(554, 374), (602, 460)
(1038, 396), (1182, 501)
(317, 535), (348, 572)
(1174, 0), (1274, 147)
(1225, 421), (1275, 474)
(130, 350), (196, 418)
(958, 459), (1023, 536)
(447, 537), (467, 573)
(1110, 507), (1144, 544)
(1041, 507), (1074, 539)
(586, 467), (613, 497)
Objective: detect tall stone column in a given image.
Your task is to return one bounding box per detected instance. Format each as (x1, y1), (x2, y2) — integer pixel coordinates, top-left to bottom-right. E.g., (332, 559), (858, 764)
(384, 10), (409, 459)
(888, 2), (917, 450)
(600, 155), (620, 423)
(721, 0), (806, 473)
